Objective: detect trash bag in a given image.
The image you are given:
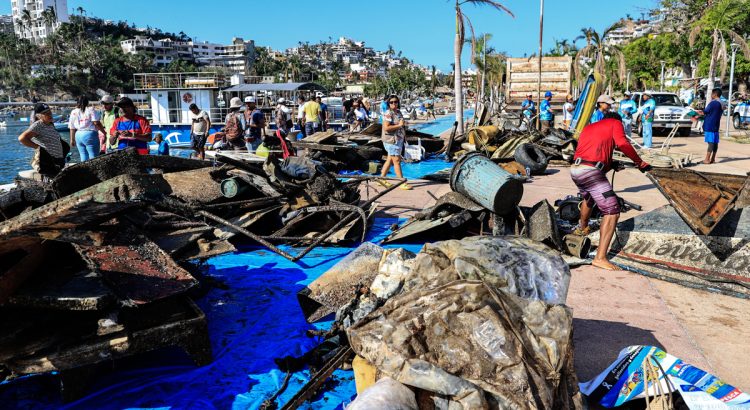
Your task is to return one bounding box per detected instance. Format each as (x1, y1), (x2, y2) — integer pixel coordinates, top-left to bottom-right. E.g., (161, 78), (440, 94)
(346, 377), (418, 410)
(347, 280), (577, 409)
(402, 236), (571, 305)
(514, 143), (549, 175)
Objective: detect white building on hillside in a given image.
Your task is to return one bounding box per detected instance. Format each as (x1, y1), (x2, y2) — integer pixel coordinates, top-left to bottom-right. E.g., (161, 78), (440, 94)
(11, 0), (69, 42)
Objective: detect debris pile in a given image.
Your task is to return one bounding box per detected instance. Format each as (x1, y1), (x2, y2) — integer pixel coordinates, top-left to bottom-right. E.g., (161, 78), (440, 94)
(0, 147), (400, 400)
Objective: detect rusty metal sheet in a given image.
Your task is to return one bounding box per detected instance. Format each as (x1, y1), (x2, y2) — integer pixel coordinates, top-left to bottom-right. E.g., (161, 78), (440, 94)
(595, 205), (750, 298)
(297, 242), (384, 322)
(647, 169), (748, 236)
(162, 167), (225, 204)
(0, 174), (168, 254)
(74, 228), (198, 305)
(382, 211), (474, 244)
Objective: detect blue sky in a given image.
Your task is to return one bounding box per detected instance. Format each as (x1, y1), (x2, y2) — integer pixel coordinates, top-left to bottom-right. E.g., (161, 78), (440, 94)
(1, 0), (657, 71)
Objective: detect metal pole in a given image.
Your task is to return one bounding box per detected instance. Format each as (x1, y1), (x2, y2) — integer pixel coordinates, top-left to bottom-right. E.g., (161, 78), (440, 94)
(536, 0), (544, 130)
(660, 61), (665, 91)
(726, 44), (738, 139)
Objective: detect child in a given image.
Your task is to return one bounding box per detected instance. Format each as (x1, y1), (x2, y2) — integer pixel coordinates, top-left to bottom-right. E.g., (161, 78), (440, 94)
(154, 133), (169, 156)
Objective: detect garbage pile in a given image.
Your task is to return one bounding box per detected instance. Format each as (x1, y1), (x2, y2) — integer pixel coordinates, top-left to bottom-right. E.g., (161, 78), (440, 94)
(447, 114), (577, 175)
(292, 124), (446, 173)
(284, 236), (581, 409)
(0, 148), (399, 401)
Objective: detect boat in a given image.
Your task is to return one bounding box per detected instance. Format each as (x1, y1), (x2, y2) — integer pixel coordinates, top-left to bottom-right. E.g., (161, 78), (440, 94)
(134, 72), (331, 150)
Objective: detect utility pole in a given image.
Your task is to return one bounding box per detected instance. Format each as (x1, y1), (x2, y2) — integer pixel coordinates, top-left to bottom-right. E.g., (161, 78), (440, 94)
(660, 61), (665, 91)
(536, 0), (544, 130)
(726, 43), (739, 139)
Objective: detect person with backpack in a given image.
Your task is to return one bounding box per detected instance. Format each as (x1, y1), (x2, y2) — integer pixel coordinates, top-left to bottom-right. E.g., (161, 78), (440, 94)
(243, 96), (265, 152)
(222, 97), (247, 150)
(99, 95), (119, 153)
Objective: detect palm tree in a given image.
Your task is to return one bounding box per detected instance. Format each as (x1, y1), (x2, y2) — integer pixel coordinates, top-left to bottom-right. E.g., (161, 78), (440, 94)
(20, 10), (32, 41)
(453, 0), (513, 134)
(574, 26), (626, 88)
(688, 1), (750, 85)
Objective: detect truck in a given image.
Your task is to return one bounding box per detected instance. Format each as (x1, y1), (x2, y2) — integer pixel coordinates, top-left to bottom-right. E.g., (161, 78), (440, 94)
(504, 56), (573, 109)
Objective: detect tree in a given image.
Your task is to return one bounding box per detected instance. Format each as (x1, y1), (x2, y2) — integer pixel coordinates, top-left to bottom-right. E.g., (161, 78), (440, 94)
(688, 0), (750, 84)
(454, 0), (513, 134)
(574, 26), (626, 89)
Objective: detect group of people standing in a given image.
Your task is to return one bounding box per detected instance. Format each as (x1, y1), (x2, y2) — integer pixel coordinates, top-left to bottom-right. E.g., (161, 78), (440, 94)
(18, 96), (153, 179)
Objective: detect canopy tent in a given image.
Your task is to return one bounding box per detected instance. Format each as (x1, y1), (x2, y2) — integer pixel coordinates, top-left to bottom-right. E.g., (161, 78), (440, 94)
(223, 82), (327, 107)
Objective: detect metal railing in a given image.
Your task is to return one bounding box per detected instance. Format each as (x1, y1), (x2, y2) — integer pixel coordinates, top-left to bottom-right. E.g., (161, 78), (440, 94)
(134, 72), (227, 90)
(137, 106), (342, 127)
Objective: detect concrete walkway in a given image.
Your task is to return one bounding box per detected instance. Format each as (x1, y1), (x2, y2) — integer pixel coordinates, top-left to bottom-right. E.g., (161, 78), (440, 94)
(374, 129), (750, 391)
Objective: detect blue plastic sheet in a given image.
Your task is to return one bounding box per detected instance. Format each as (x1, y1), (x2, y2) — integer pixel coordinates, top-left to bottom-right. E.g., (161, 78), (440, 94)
(1, 218), (425, 410)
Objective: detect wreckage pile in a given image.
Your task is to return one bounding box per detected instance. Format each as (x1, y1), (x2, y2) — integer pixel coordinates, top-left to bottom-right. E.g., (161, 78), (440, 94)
(0, 148), (399, 400)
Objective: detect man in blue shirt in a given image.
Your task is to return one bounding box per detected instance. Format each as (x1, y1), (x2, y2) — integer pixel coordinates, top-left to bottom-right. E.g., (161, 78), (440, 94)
(243, 96), (265, 152)
(521, 94), (536, 119)
(696, 88), (723, 164)
(316, 95), (328, 131)
(638, 92), (656, 148)
(540, 91), (554, 130)
(154, 133), (169, 156)
(618, 91), (637, 137)
(590, 94), (614, 124)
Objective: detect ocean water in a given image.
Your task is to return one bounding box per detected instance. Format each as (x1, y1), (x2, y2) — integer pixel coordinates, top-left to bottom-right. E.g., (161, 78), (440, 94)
(0, 110), (471, 185)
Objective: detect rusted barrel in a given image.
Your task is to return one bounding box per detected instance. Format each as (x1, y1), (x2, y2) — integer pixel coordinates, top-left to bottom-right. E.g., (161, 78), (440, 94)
(467, 125), (500, 145)
(450, 152), (523, 214)
(220, 177), (248, 198)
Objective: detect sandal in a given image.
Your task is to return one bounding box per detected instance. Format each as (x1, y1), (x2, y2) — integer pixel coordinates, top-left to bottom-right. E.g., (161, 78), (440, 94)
(398, 182), (413, 190)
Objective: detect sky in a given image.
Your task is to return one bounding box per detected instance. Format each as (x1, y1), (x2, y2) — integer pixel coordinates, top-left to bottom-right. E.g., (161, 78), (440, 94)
(1, 0), (658, 71)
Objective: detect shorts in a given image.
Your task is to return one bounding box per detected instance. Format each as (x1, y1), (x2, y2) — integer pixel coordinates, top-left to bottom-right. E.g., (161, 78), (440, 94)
(191, 133), (208, 150)
(570, 165), (620, 215)
(704, 131), (720, 144)
(383, 139), (404, 157)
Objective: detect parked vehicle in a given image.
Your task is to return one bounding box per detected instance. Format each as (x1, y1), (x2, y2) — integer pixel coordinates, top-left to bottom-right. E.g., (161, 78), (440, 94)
(732, 98), (750, 130)
(631, 91), (692, 136)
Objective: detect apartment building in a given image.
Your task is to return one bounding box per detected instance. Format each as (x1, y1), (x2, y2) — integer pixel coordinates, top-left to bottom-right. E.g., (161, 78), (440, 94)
(11, 0), (69, 42)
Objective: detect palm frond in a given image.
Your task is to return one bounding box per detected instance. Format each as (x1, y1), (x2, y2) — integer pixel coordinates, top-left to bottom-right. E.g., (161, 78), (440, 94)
(460, 0), (514, 17)
(463, 14), (477, 64)
(718, 37), (728, 81)
(688, 24), (703, 47)
(726, 30), (750, 60)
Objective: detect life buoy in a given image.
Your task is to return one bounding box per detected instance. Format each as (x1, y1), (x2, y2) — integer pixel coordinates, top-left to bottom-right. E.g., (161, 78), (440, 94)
(182, 93), (193, 103)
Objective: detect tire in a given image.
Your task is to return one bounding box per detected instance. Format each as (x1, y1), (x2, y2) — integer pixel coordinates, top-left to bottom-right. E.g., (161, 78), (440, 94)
(514, 143), (549, 175)
(734, 114), (742, 130)
(637, 121), (643, 137)
(679, 127), (691, 137)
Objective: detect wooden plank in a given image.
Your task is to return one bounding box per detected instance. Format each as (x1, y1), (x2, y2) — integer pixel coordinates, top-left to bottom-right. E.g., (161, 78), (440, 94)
(0, 244), (46, 304)
(510, 72), (571, 81)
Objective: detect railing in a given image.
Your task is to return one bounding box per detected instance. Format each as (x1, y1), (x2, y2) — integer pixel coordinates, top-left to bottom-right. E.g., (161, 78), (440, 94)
(134, 72), (227, 90)
(138, 106), (343, 127)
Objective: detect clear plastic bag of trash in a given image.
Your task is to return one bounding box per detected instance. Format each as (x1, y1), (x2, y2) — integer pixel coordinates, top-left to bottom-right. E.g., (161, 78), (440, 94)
(347, 280), (580, 409)
(403, 236), (571, 304)
(345, 377), (418, 410)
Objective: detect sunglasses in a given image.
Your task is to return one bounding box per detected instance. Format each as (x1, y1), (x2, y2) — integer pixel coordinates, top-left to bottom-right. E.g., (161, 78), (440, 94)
(389, 100), (399, 104)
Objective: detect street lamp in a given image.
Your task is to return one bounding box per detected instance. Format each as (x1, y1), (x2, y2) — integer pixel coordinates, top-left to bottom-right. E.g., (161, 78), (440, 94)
(660, 61), (665, 91)
(726, 42), (740, 139)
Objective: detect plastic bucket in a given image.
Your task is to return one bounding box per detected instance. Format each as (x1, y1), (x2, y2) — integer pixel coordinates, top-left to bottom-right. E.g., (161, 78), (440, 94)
(450, 152), (524, 214)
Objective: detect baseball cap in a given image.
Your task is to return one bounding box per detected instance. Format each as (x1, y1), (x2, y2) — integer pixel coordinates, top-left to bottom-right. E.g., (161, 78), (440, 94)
(596, 94), (615, 105)
(544, 91), (553, 98)
(34, 103), (51, 115)
(116, 96), (135, 108)
(101, 95), (114, 104)
(277, 97), (285, 104)
(244, 96), (256, 103)
(623, 91), (632, 96)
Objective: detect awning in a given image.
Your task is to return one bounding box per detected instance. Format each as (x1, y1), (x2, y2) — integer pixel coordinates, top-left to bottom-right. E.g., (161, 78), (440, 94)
(223, 82), (326, 93)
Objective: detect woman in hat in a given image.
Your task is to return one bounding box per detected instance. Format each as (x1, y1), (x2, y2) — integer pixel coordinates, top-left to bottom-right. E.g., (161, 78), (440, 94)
(18, 103), (67, 178)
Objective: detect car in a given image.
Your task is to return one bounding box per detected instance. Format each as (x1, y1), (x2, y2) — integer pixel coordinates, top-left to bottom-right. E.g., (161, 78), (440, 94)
(732, 98), (750, 130)
(630, 91), (693, 136)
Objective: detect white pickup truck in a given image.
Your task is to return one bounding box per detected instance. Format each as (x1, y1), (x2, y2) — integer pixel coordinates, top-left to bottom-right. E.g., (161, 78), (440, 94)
(732, 98), (750, 130)
(630, 91), (692, 136)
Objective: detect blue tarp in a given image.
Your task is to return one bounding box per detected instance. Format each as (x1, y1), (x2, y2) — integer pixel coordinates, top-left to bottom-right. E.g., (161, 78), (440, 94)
(1, 218), (426, 410)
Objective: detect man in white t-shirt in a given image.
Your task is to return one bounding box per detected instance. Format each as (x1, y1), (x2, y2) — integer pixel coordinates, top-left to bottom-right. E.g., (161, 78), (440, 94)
(189, 103), (211, 160)
(296, 95), (307, 139)
(562, 94), (575, 131)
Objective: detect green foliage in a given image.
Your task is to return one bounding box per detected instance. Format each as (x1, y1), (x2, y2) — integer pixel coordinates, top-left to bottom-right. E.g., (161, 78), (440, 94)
(364, 67), (429, 98)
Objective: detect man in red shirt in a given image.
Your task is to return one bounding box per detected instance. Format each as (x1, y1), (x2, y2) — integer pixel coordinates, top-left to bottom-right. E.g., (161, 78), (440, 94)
(571, 107), (651, 270)
(110, 97), (152, 155)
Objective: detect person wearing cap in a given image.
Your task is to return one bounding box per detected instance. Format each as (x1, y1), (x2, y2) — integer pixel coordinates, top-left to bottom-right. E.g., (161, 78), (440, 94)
(638, 92), (656, 148)
(539, 91), (554, 131)
(521, 94), (536, 119)
(562, 94), (575, 130)
(220, 97), (246, 150)
(99, 95), (120, 153)
(110, 97), (152, 155)
(590, 94), (614, 124)
(189, 103), (211, 160)
(572, 111), (652, 270)
(275, 97), (292, 134)
(69, 95), (107, 161)
(316, 95), (328, 131)
(243, 96), (265, 152)
(618, 92), (637, 137)
(18, 103), (67, 178)
(302, 94), (321, 137)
